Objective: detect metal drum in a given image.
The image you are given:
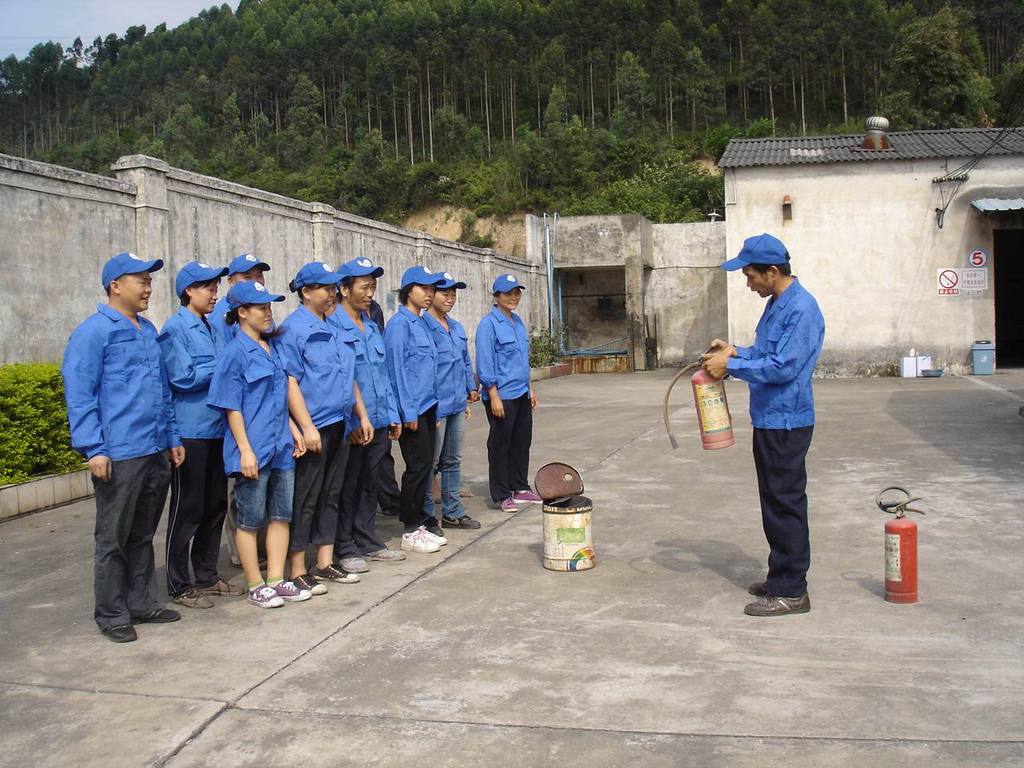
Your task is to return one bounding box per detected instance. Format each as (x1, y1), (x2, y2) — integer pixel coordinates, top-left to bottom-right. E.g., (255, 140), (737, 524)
(542, 495), (595, 572)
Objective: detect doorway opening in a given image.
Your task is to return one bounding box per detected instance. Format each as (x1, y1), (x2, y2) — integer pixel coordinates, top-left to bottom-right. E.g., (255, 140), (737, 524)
(994, 229), (1024, 367)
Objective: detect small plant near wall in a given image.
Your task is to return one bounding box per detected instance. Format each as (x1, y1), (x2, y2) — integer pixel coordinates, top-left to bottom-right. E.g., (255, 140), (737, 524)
(529, 329), (566, 368)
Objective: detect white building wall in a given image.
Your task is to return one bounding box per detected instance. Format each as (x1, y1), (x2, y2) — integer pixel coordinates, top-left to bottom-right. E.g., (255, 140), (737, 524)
(724, 157), (1024, 374)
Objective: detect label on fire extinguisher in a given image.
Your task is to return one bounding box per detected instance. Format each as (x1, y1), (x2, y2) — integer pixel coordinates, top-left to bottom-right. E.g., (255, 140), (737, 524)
(885, 533), (901, 582)
(694, 382), (731, 434)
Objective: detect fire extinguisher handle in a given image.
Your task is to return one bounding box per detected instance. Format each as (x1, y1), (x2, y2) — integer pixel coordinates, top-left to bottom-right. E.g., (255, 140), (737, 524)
(876, 486), (927, 517)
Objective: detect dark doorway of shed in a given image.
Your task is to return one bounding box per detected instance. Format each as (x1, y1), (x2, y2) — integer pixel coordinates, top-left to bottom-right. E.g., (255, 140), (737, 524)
(994, 229), (1024, 367)
(557, 267), (628, 354)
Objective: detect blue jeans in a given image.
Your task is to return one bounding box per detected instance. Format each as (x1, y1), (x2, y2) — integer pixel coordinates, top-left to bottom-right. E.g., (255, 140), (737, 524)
(233, 468), (294, 531)
(423, 411), (467, 519)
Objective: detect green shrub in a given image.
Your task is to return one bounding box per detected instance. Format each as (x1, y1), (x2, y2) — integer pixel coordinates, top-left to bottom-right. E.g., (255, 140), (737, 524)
(0, 364), (84, 485)
(529, 329), (566, 368)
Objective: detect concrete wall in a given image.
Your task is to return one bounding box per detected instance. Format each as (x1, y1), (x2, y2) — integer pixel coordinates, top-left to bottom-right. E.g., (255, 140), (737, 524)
(527, 213), (727, 367)
(723, 157), (1024, 374)
(0, 154), (546, 364)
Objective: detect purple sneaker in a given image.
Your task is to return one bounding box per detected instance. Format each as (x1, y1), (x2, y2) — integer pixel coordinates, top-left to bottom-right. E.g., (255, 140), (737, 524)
(513, 489), (542, 504)
(500, 497), (518, 513)
(271, 580), (312, 603)
(247, 584), (284, 609)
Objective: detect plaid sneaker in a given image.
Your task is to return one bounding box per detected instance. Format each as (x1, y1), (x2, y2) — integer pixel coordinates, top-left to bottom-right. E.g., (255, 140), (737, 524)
(247, 584), (284, 609)
(271, 580), (312, 603)
(312, 564), (360, 584)
(293, 573), (327, 596)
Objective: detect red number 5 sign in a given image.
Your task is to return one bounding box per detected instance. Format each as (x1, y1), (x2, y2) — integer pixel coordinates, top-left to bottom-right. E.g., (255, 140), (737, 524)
(968, 249), (988, 268)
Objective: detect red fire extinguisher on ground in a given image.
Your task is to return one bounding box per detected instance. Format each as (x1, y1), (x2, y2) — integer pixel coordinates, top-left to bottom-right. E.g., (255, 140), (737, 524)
(876, 486), (926, 603)
(662, 354), (735, 451)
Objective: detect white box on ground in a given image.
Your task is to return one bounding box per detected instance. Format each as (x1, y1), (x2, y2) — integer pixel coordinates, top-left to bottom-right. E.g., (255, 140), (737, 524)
(901, 356), (932, 377)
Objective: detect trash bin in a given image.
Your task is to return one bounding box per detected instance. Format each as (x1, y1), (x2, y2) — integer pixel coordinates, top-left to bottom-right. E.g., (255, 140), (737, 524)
(971, 340), (995, 375)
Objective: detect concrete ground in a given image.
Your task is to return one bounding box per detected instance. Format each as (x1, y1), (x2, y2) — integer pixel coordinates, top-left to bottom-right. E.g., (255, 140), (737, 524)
(1, 371), (1022, 767)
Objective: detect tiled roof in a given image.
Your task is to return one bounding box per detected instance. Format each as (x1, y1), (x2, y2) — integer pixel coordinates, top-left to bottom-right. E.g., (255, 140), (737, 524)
(718, 128), (1024, 168)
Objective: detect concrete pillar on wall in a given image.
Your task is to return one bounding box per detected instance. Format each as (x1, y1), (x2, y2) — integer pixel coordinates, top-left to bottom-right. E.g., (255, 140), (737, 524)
(310, 202), (338, 265)
(625, 217), (654, 371)
(414, 232), (433, 267)
(111, 155), (172, 323)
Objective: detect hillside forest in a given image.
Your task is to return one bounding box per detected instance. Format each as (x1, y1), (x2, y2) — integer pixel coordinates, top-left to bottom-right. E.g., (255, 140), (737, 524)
(2, 0), (1022, 230)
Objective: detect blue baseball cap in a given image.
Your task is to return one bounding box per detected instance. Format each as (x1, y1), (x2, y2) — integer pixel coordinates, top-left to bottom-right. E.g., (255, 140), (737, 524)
(292, 261), (345, 289)
(227, 253), (271, 275)
(341, 257), (384, 279)
(721, 233), (790, 271)
(492, 273), (526, 293)
(225, 281), (286, 310)
(400, 266), (446, 289)
(101, 252), (163, 290)
(436, 271), (467, 290)
(175, 261), (228, 297)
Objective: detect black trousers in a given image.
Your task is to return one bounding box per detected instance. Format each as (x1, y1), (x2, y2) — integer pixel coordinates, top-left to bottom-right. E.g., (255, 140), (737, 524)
(92, 452), (171, 630)
(484, 393), (533, 503)
(752, 426), (814, 598)
(336, 427), (389, 559)
(290, 421), (350, 554)
(397, 406), (437, 531)
(165, 438), (228, 597)
(375, 439), (401, 516)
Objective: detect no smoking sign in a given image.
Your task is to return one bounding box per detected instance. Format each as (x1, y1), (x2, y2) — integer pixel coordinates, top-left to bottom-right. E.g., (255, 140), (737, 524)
(937, 268), (959, 295)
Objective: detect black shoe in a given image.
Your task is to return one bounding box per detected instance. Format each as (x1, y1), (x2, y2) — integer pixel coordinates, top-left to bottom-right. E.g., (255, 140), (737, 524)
(101, 624), (138, 643)
(424, 521), (446, 538)
(748, 581), (768, 597)
(131, 608), (181, 624)
(442, 514), (481, 529)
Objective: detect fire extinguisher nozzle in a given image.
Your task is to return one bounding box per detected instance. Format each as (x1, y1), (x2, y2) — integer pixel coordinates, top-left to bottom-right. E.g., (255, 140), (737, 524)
(668, 433), (679, 450)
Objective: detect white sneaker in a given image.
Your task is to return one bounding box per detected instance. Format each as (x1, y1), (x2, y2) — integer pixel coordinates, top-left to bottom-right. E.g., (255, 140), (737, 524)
(420, 525), (448, 546)
(401, 528), (441, 553)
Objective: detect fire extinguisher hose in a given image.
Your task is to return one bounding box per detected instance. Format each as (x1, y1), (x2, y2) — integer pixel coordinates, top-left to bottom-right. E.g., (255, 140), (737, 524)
(661, 360), (702, 450)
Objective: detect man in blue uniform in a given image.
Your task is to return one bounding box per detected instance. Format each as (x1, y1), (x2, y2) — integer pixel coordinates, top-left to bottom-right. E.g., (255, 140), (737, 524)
(62, 252), (186, 642)
(702, 233), (825, 617)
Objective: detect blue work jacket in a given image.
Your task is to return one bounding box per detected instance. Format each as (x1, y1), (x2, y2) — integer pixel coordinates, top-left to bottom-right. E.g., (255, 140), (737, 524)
(384, 306), (438, 423)
(207, 333), (294, 474)
(62, 304), (181, 461)
(475, 307), (530, 401)
(275, 305), (354, 429)
(727, 278), (825, 429)
(423, 312), (476, 419)
(330, 308), (399, 430)
(158, 307), (224, 439)
(209, 297), (237, 349)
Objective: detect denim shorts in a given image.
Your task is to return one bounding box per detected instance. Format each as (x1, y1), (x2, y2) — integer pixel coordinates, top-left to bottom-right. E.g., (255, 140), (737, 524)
(233, 468), (294, 530)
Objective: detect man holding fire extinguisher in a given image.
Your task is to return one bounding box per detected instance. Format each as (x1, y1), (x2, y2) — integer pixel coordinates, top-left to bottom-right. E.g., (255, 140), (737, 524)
(702, 233), (825, 617)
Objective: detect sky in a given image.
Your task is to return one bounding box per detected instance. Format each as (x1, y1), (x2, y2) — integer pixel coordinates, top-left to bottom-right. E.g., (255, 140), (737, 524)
(1, 0), (225, 60)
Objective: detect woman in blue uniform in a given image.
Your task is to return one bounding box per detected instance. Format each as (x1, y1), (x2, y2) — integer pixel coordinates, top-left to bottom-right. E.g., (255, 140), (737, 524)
(384, 266), (448, 554)
(207, 281), (311, 609)
(476, 274), (541, 513)
(158, 260), (245, 610)
(421, 273), (480, 529)
(331, 257), (406, 571)
(277, 262), (372, 593)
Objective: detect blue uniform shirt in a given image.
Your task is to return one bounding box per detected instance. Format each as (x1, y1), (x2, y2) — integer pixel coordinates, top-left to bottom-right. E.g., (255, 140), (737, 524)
(727, 278), (825, 429)
(423, 313), (476, 419)
(209, 297), (237, 349)
(330, 309), (399, 430)
(384, 306), (438, 422)
(158, 307), (224, 439)
(476, 307), (530, 401)
(62, 304), (181, 461)
(207, 333), (294, 473)
(275, 305), (354, 429)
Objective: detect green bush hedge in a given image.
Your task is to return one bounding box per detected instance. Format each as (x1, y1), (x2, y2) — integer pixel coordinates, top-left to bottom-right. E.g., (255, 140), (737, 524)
(0, 363), (83, 485)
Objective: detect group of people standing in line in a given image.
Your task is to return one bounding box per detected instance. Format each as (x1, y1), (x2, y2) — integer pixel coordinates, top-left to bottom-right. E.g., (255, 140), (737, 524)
(62, 251), (541, 642)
